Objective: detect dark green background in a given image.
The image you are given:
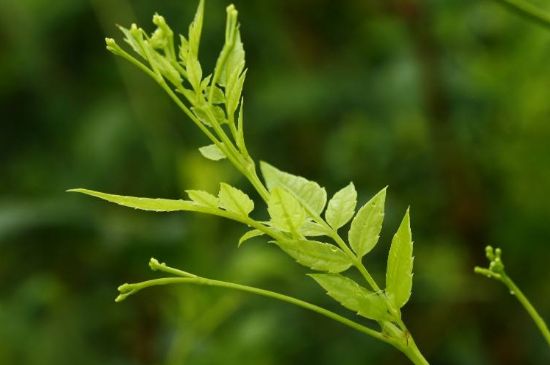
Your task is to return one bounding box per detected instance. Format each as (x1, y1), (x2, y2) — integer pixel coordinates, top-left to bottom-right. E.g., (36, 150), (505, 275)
(2, 0), (550, 364)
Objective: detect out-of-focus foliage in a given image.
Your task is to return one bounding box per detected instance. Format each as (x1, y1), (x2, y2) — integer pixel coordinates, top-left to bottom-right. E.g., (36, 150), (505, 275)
(1, 0), (550, 364)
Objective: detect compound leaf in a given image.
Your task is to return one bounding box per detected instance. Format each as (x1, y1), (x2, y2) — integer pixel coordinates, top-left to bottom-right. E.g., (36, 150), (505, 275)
(386, 209), (413, 309)
(309, 273), (390, 321)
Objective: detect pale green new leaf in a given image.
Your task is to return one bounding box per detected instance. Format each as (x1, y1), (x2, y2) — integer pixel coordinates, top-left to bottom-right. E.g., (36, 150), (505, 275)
(219, 27), (245, 87)
(225, 68), (247, 117)
(186, 58), (203, 91)
(118, 24), (146, 58)
(238, 229), (264, 247)
(300, 220), (328, 237)
(198, 144), (227, 161)
(309, 273), (390, 321)
(186, 190), (218, 208)
(325, 182), (357, 230)
(192, 104), (227, 126)
(218, 183), (254, 217)
(267, 187), (306, 234)
(260, 162), (327, 215)
(386, 209), (413, 309)
(188, 0), (204, 58)
(68, 188), (193, 211)
(206, 85), (225, 104)
(276, 239), (352, 273)
(348, 187), (386, 259)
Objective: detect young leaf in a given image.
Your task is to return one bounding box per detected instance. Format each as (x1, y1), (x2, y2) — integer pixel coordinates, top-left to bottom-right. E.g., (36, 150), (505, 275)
(219, 18), (245, 87)
(386, 209), (413, 309)
(325, 182), (357, 230)
(238, 229), (264, 247)
(206, 85), (225, 104)
(186, 58), (203, 91)
(198, 144), (227, 161)
(260, 162), (327, 215)
(348, 187), (386, 259)
(300, 220), (329, 237)
(218, 183), (254, 217)
(267, 187), (306, 234)
(309, 274), (390, 321)
(188, 0), (204, 58)
(276, 239), (352, 273)
(68, 189), (193, 212)
(192, 104), (227, 126)
(118, 24), (146, 58)
(186, 190), (218, 208)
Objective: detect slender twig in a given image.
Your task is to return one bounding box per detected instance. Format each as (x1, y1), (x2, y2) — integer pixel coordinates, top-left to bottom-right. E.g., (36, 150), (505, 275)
(117, 260), (394, 346)
(475, 246), (550, 347)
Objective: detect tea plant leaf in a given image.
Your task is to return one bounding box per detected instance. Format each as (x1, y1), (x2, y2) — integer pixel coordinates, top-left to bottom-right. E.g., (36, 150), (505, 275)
(276, 239), (352, 273)
(218, 183), (254, 217)
(260, 162), (327, 215)
(386, 208), (413, 309)
(238, 229), (264, 247)
(348, 187), (386, 259)
(267, 187), (306, 234)
(186, 190), (218, 208)
(325, 182), (357, 230)
(68, 189), (193, 212)
(309, 273), (390, 321)
(198, 144), (227, 161)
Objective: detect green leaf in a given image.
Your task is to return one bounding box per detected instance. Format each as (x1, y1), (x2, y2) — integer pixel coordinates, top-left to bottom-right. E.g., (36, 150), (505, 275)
(68, 188), (193, 212)
(188, 0), (204, 58)
(386, 209), (413, 309)
(118, 24), (146, 58)
(348, 187), (386, 259)
(178, 35), (190, 64)
(238, 229), (264, 247)
(309, 274), (390, 321)
(186, 190), (218, 208)
(218, 183), (254, 217)
(260, 162), (327, 215)
(186, 57), (203, 91)
(219, 25), (245, 87)
(198, 144), (227, 161)
(206, 85), (225, 104)
(225, 68), (247, 117)
(267, 187), (306, 234)
(300, 220), (328, 237)
(276, 239), (352, 273)
(146, 47), (181, 85)
(325, 182), (357, 230)
(192, 104), (227, 126)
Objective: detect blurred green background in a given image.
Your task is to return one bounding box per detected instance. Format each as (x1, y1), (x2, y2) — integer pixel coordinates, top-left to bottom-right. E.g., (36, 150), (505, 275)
(2, 0), (550, 364)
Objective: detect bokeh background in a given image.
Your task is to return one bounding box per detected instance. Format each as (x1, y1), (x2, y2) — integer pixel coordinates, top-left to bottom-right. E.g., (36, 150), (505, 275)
(2, 0), (550, 364)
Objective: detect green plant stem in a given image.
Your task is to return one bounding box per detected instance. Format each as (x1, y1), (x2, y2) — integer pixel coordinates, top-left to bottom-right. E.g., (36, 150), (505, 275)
(118, 276), (393, 346)
(494, 0), (550, 29)
(498, 272), (550, 346)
